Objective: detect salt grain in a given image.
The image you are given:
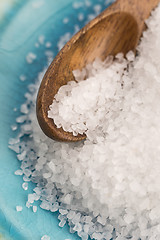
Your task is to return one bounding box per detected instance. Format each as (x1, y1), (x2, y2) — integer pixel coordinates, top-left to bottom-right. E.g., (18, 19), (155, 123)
(26, 201), (32, 208)
(63, 17), (69, 24)
(16, 115), (27, 123)
(72, 2), (83, 9)
(38, 35), (45, 45)
(16, 206), (23, 212)
(41, 235), (50, 240)
(78, 13), (84, 21)
(87, 14), (96, 21)
(17, 151), (26, 161)
(33, 205), (37, 213)
(15, 169), (23, 176)
(57, 32), (71, 50)
(26, 52), (36, 64)
(44, 50), (53, 58)
(59, 209), (68, 215)
(20, 104), (28, 114)
(19, 74), (26, 81)
(45, 42), (52, 48)
(93, 4), (102, 14)
(9, 144), (20, 153)
(59, 218), (66, 227)
(22, 182), (28, 191)
(85, 0), (91, 7)
(11, 124), (17, 131)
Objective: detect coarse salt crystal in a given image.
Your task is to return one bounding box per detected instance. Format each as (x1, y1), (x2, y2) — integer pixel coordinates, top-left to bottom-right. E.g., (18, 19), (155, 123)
(33, 206), (37, 213)
(78, 13), (84, 21)
(22, 182), (28, 191)
(38, 35), (45, 45)
(11, 124), (17, 131)
(41, 235), (50, 240)
(45, 42), (52, 48)
(26, 52), (36, 64)
(19, 74), (26, 81)
(14, 169), (23, 175)
(63, 17), (69, 24)
(16, 206), (23, 212)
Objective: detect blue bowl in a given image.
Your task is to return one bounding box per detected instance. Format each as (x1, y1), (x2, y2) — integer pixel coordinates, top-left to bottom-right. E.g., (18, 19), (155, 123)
(0, 0), (114, 239)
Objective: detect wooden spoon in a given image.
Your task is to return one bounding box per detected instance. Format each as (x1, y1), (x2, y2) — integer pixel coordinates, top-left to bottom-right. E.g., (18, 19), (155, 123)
(36, 0), (159, 142)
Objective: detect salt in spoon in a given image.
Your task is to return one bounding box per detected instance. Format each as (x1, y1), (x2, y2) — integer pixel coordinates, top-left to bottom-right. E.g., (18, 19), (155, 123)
(36, 0), (159, 142)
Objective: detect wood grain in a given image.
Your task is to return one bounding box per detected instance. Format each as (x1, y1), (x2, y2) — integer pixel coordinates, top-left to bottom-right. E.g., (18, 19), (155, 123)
(36, 0), (160, 142)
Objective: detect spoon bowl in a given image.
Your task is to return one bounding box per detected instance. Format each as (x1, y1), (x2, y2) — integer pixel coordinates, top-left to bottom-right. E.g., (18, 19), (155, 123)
(37, 0), (159, 142)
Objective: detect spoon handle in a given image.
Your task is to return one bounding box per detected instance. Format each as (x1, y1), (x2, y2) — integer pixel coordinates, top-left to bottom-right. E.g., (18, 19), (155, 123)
(102, 0), (159, 34)
(123, 0), (159, 21)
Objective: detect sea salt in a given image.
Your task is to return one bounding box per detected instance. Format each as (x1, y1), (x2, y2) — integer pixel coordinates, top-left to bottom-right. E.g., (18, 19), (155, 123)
(26, 201), (32, 208)
(38, 35), (45, 45)
(105, 0), (115, 5)
(20, 104), (28, 114)
(16, 115), (27, 123)
(41, 235), (50, 240)
(33, 205), (37, 213)
(15, 169), (23, 176)
(45, 42), (52, 48)
(19, 74), (26, 81)
(44, 50), (53, 58)
(26, 52), (36, 64)
(85, 0), (91, 7)
(59, 218), (67, 227)
(17, 151), (26, 161)
(63, 18), (69, 24)
(22, 182), (28, 191)
(78, 13), (84, 21)
(74, 24), (80, 33)
(73, 2), (84, 9)
(16, 206), (23, 212)
(10, 3), (160, 240)
(87, 14), (96, 21)
(48, 3), (160, 238)
(11, 124), (17, 131)
(57, 32), (71, 51)
(93, 4), (102, 14)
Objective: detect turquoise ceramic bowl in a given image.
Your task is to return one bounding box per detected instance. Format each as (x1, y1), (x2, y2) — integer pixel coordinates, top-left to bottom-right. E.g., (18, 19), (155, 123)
(0, 0), (114, 239)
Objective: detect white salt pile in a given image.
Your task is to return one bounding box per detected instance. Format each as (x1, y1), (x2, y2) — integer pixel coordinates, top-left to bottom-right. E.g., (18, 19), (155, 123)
(48, 53), (133, 136)
(9, 3), (160, 240)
